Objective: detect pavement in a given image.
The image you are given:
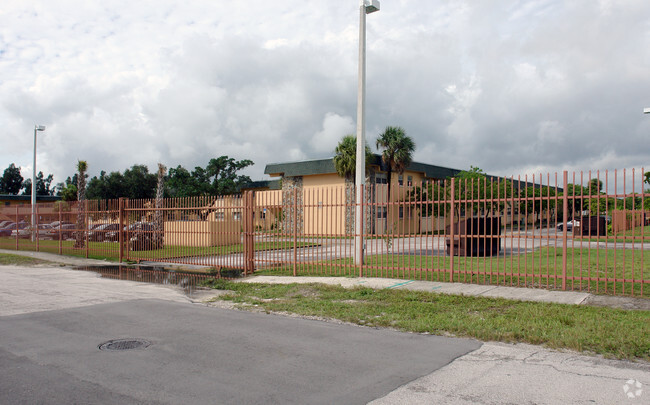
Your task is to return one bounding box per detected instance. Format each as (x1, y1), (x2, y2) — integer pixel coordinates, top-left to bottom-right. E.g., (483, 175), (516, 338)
(1, 249), (649, 404)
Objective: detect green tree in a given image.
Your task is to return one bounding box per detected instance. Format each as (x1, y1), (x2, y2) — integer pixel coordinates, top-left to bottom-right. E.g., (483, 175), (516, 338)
(205, 156), (253, 195)
(74, 160), (88, 249)
(375, 126), (415, 206)
(21, 172), (55, 196)
(0, 163), (24, 194)
(166, 157), (254, 197)
(518, 185), (557, 226)
(333, 134), (372, 182)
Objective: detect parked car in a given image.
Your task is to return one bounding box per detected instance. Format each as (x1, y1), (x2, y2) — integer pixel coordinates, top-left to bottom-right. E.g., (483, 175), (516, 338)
(88, 223), (121, 242)
(47, 224), (77, 240)
(2, 222), (28, 232)
(557, 220), (580, 231)
(0, 227), (12, 237)
(12, 224), (53, 239)
(128, 222), (160, 251)
(49, 220), (73, 228)
(0, 220), (14, 229)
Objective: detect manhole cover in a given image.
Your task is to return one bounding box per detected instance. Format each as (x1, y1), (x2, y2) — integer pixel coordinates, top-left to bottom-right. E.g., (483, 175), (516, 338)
(98, 338), (151, 351)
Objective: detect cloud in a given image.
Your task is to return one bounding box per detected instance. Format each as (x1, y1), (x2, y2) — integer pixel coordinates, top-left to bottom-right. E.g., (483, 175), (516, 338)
(1, 0), (649, 188)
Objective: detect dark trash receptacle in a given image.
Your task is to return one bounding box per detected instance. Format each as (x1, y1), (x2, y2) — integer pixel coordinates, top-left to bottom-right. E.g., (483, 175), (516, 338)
(580, 216), (607, 237)
(446, 217), (501, 257)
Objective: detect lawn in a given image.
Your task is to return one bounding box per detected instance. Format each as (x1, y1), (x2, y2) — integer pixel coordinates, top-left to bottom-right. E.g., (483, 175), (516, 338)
(201, 280), (650, 361)
(0, 237), (319, 263)
(257, 247), (650, 297)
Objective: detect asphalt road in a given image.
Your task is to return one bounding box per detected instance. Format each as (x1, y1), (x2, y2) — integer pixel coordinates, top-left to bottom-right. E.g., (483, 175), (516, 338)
(0, 264), (479, 405)
(1, 263), (648, 404)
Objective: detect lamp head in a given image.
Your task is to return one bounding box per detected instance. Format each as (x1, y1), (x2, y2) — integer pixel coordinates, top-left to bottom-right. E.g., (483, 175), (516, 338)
(364, 0), (380, 13)
(35, 125), (46, 131)
(644, 107), (650, 114)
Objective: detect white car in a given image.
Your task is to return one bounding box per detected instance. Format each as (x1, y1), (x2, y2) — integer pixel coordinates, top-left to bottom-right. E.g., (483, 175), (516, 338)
(557, 220), (580, 231)
(12, 224), (53, 239)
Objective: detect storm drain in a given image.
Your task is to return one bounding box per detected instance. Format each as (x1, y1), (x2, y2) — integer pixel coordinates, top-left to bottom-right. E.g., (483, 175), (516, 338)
(98, 338), (151, 351)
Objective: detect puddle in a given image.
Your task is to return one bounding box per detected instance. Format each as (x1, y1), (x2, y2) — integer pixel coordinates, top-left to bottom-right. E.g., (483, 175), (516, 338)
(72, 265), (215, 297)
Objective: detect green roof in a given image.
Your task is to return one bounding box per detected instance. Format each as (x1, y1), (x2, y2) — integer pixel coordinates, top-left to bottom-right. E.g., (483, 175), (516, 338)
(264, 155), (463, 180)
(0, 194), (61, 202)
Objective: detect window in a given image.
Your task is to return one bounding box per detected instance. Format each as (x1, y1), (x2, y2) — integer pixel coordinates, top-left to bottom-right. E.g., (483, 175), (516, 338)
(407, 176), (413, 186)
(399, 206), (404, 218)
(398, 175), (403, 186)
(233, 212), (242, 221)
(375, 174), (387, 184)
(377, 207), (387, 219)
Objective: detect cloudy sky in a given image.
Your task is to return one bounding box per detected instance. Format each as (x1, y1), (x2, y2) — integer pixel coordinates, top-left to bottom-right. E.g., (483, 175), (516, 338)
(2, 0), (650, 188)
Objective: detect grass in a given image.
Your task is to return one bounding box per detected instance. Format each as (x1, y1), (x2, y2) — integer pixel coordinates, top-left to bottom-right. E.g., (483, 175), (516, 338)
(576, 225), (650, 243)
(0, 237), (318, 262)
(256, 247), (650, 297)
(0, 252), (53, 266)
(201, 280), (650, 361)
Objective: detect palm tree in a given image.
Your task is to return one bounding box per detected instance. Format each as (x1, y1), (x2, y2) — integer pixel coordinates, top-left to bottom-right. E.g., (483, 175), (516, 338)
(333, 134), (372, 234)
(153, 163), (166, 249)
(375, 126), (415, 207)
(74, 160), (88, 249)
(333, 134), (372, 182)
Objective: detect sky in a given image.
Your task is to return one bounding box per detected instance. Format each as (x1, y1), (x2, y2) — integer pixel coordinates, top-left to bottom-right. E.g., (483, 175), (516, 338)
(1, 0), (650, 190)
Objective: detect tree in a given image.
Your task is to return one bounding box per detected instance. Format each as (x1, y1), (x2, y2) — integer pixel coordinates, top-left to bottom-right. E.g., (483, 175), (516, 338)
(518, 185), (557, 226)
(74, 160), (88, 249)
(205, 156), (253, 195)
(21, 171), (55, 196)
(0, 163), (24, 194)
(375, 126), (415, 206)
(333, 134), (373, 182)
(153, 163), (166, 249)
(407, 166), (511, 221)
(166, 157), (254, 197)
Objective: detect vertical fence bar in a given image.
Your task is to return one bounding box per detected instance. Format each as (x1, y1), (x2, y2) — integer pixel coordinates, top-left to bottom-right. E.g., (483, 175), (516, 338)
(293, 188), (298, 277)
(58, 202), (62, 255)
(449, 178), (455, 282)
(562, 171), (568, 290)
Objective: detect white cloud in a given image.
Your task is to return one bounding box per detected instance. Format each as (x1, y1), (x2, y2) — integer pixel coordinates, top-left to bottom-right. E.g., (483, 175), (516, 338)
(1, 0), (649, 188)
(310, 113), (355, 154)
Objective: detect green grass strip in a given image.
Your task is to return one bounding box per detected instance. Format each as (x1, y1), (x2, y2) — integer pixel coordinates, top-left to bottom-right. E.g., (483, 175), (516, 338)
(202, 280), (650, 361)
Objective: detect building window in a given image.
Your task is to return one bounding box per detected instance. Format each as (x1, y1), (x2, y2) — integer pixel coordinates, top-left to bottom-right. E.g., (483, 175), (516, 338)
(407, 176), (413, 186)
(233, 212), (242, 221)
(398, 175), (403, 186)
(377, 207), (387, 219)
(375, 174), (387, 184)
(399, 206), (404, 218)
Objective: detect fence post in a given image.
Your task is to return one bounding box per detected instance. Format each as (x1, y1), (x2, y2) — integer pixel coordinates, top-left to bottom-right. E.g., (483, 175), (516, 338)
(293, 188), (298, 277)
(562, 171), (568, 290)
(243, 191), (255, 276)
(15, 205), (19, 251)
(358, 186), (364, 278)
(58, 202), (62, 255)
(118, 198), (124, 263)
(36, 203), (40, 252)
(449, 179), (455, 282)
(85, 200), (89, 258)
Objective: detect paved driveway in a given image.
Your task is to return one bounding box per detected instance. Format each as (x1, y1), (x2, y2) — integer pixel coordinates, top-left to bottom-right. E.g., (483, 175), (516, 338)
(0, 264), (480, 405)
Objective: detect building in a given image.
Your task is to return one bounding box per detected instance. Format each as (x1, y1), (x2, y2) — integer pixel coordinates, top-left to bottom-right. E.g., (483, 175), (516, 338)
(261, 155), (463, 236)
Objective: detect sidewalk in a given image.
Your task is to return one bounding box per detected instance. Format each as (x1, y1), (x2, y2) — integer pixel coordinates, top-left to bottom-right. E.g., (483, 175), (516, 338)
(2, 248), (649, 310)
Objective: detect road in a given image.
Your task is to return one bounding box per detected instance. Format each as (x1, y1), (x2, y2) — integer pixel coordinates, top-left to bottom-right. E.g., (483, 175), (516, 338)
(0, 263), (648, 404)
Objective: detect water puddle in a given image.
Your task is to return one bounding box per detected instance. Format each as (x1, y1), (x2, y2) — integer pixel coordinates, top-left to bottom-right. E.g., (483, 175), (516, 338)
(72, 265), (215, 297)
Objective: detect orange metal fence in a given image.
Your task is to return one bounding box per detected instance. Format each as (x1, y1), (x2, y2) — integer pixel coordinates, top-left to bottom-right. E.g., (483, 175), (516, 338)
(0, 169), (648, 297)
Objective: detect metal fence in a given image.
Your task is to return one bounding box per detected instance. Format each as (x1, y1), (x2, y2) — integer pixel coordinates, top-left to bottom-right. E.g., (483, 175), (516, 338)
(0, 169), (648, 297)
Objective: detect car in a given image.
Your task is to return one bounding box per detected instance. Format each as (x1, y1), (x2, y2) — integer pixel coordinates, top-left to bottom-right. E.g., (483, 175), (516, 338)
(12, 224), (53, 239)
(88, 223), (121, 242)
(47, 224), (77, 240)
(49, 220), (74, 228)
(557, 220), (580, 231)
(0, 220), (14, 229)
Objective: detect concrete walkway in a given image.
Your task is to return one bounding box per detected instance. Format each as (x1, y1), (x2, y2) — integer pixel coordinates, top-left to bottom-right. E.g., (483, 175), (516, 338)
(2, 248), (649, 310)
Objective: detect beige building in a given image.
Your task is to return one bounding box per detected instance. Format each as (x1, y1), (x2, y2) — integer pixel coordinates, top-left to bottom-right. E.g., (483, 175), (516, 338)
(261, 156), (462, 236)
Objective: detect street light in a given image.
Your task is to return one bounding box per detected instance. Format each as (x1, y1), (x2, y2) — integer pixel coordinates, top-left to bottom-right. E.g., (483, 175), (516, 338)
(32, 125), (45, 241)
(355, 0), (380, 266)
(644, 107), (650, 114)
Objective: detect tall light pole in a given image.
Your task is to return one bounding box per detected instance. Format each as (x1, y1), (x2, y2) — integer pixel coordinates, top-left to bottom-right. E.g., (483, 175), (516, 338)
(355, 0), (380, 266)
(644, 107), (650, 114)
(32, 125), (46, 241)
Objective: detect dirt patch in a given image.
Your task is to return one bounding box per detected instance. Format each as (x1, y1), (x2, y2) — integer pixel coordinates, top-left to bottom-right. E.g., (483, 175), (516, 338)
(582, 295), (650, 311)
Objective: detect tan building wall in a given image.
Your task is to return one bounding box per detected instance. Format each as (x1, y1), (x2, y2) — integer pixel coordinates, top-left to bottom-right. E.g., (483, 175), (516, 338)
(164, 220), (240, 247)
(303, 174), (346, 235)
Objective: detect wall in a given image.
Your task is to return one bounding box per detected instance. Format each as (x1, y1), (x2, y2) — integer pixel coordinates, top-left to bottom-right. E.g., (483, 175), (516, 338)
(164, 220), (240, 247)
